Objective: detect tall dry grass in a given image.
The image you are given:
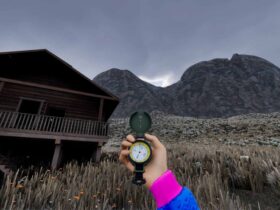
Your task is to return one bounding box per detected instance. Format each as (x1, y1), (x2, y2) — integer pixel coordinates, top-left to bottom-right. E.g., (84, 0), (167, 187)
(0, 143), (279, 210)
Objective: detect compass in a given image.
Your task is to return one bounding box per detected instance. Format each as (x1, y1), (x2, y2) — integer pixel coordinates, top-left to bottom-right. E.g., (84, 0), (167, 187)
(128, 111), (152, 185)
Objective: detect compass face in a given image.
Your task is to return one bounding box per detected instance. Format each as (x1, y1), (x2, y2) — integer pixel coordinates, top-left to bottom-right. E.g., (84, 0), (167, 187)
(129, 141), (151, 163)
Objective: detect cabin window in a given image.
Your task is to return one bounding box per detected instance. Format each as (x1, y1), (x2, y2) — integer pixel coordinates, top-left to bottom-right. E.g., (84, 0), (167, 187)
(46, 106), (65, 117)
(17, 98), (43, 114)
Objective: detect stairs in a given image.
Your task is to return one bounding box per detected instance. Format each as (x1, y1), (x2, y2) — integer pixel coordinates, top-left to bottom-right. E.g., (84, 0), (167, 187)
(0, 154), (14, 177)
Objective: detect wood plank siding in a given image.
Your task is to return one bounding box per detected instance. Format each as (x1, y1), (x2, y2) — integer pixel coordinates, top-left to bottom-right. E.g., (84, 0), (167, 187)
(0, 82), (101, 121)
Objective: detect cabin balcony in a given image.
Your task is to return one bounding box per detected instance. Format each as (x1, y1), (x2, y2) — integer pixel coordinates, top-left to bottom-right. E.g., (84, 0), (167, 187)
(0, 111), (109, 143)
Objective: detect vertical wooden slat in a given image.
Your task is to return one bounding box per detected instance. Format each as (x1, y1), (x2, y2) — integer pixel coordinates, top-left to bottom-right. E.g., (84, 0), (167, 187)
(15, 113), (22, 129)
(7, 112), (16, 128)
(64, 118), (69, 133)
(86, 120), (90, 135)
(100, 122), (103, 136)
(45, 116), (51, 132)
(69, 119), (74, 134)
(42, 115), (48, 131)
(3, 112), (12, 128)
(0, 112), (4, 127)
(66, 118), (71, 133)
(78, 120), (81, 134)
(22, 113), (28, 129)
(70, 118), (74, 133)
(61, 118), (66, 133)
(26, 114), (34, 130)
(81, 120), (86, 135)
(74, 119), (78, 134)
(97, 121), (101, 136)
(62, 117), (66, 133)
(33, 115), (40, 131)
(52, 116), (58, 132)
(89, 121), (93, 135)
(56, 117), (62, 133)
(39, 115), (46, 131)
(93, 121), (97, 135)
(19, 113), (27, 129)
(88, 121), (92, 135)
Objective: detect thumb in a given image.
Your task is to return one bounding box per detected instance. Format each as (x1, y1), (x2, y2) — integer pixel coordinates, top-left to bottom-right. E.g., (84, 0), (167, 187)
(144, 133), (163, 149)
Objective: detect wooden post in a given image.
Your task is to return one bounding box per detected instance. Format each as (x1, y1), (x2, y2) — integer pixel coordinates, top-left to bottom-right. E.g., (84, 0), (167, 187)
(98, 98), (104, 121)
(51, 139), (62, 170)
(92, 142), (102, 162)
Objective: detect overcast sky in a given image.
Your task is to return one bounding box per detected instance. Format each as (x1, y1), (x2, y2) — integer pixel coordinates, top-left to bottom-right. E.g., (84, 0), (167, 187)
(1, 0), (280, 87)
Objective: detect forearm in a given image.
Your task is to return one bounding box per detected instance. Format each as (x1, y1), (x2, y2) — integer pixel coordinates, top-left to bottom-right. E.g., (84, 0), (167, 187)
(149, 170), (200, 210)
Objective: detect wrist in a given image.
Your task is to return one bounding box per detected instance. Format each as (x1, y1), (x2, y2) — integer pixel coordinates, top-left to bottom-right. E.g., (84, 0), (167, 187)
(148, 170), (183, 208)
(144, 169), (167, 188)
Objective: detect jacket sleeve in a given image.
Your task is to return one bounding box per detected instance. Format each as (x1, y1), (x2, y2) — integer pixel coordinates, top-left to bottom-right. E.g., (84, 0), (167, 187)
(149, 170), (200, 210)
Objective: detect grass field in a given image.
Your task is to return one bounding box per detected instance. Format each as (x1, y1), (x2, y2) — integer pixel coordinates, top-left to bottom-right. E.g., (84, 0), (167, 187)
(0, 143), (279, 210)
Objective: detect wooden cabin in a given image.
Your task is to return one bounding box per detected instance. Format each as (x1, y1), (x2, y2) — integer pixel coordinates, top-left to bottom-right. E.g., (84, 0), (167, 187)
(0, 49), (119, 174)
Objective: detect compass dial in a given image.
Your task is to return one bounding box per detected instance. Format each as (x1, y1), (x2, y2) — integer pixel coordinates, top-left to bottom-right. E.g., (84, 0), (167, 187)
(129, 141), (151, 164)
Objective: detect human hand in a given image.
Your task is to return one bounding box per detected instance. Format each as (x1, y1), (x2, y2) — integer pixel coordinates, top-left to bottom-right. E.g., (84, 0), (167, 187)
(119, 133), (168, 188)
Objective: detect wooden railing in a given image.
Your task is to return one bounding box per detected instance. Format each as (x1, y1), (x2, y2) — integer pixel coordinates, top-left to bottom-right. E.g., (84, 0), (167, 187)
(0, 111), (109, 136)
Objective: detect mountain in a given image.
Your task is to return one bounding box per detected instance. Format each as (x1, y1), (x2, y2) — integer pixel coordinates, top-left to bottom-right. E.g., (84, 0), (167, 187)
(93, 68), (170, 118)
(93, 54), (280, 118)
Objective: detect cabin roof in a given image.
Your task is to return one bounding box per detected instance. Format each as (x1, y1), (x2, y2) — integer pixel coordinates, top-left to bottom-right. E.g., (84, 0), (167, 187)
(0, 49), (119, 101)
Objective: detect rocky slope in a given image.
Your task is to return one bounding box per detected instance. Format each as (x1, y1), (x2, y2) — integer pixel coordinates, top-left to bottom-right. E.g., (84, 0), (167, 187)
(103, 111), (280, 152)
(93, 54), (280, 118)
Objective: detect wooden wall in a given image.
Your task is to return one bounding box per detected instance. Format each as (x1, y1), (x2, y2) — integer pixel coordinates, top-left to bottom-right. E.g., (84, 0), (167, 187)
(0, 82), (102, 121)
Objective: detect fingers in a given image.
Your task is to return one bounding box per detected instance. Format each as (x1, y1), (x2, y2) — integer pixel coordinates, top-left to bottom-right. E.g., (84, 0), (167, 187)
(119, 148), (134, 172)
(144, 133), (163, 149)
(121, 140), (132, 150)
(126, 134), (136, 143)
(119, 149), (130, 162)
(121, 134), (135, 150)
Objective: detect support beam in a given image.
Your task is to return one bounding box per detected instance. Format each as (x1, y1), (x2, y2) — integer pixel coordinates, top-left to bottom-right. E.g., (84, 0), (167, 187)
(92, 143), (102, 162)
(98, 98), (104, 121)
(51, 139), (63, 170)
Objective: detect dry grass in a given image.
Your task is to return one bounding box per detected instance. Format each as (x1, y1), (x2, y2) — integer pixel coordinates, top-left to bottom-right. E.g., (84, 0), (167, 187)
(0, 143), (279, 210)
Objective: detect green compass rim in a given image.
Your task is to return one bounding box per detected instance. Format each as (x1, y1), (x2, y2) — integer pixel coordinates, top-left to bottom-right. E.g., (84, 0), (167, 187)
(129, 111), (152, 137)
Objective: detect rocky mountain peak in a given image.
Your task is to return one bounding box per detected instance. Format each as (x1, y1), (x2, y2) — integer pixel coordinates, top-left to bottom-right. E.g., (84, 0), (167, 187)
(93, 54), (280, 118)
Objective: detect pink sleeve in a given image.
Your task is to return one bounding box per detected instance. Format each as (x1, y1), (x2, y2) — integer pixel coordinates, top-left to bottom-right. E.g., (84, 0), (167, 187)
(149, 170), (183, 208)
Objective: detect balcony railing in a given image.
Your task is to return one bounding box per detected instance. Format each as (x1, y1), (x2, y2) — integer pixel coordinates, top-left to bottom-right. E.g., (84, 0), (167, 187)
(0, 111), (109, 137)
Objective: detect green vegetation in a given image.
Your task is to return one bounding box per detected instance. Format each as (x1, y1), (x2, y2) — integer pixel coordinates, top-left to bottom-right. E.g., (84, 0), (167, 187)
(0, 143), (279, 210)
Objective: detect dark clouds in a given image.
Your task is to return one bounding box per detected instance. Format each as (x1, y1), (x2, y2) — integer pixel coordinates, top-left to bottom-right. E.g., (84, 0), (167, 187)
(1, 0), (280, 87)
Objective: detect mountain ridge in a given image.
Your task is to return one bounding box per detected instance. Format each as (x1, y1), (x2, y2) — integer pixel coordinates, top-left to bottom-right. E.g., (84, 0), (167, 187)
(93, 54), (280, 118)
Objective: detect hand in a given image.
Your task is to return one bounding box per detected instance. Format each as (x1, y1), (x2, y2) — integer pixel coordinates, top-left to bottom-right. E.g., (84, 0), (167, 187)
(119, 133), (168, 188)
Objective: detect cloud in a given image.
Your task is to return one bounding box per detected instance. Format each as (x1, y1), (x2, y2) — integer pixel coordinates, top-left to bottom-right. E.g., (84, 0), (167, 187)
(0, 0), (280, 84)
(138, 73), (176, 87)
